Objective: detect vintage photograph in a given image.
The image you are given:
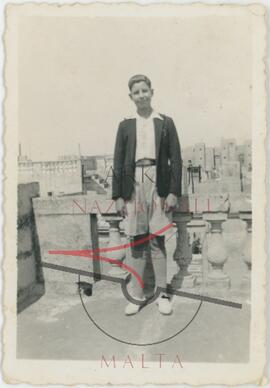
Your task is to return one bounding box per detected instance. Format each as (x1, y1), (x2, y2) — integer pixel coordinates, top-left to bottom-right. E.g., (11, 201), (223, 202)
(3, 3), (267, 385)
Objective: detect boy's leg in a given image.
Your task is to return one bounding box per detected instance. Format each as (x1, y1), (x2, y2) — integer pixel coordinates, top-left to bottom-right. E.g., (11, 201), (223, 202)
(124, 235), (148, 315)
(128, 234), (149, 300)
(150, 235), (172, 314)
(124, 186), (149, 300)
(148, 183), (173, 314)
(150, 235), (167, 291)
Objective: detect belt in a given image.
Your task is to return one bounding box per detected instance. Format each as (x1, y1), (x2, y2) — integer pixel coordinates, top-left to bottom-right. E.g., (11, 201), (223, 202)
(135, 158), (156, 167)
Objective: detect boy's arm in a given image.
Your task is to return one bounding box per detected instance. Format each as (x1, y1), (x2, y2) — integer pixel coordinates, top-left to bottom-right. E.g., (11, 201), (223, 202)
(112, 122), (125, 200)
(167, 118), (182, 197)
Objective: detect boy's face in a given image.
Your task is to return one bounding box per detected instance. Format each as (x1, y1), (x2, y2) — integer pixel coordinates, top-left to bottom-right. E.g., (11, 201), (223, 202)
(129, 81), (153, 110)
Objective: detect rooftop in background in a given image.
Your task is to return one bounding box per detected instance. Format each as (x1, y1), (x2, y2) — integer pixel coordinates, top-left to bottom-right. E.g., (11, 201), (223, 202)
(182, 138), (252, 171)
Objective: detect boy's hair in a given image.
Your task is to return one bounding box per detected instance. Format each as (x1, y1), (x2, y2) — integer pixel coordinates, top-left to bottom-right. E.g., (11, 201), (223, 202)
(128, 74), (152, 91)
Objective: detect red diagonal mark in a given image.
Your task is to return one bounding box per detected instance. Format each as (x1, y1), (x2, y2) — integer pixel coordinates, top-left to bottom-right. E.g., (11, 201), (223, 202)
(91, 222), (174, 254)
(50, 250), (144, 287)
(49, 222), (174, 289)
(49, 223), (173, 255)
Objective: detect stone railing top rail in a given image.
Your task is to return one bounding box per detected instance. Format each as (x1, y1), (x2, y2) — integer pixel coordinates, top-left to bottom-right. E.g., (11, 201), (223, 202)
(33, 193), (252, 217)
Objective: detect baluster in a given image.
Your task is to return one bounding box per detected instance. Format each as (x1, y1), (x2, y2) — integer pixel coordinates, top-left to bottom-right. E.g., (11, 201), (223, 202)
(202, 212), (230, 289)
(239, 211), (252, 290)
(187, 216), (205, 285)
(171, 212), (196, 289)
(102, 214), (127, 277)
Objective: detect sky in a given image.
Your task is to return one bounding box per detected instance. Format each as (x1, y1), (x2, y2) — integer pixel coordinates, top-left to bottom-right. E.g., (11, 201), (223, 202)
(18, 12), (252, 161)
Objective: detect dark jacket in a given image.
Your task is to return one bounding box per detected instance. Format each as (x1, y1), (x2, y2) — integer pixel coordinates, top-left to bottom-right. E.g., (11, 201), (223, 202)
(112, 114), (182, 201)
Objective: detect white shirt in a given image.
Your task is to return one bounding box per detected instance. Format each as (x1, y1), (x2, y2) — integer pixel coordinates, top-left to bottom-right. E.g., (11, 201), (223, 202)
(133, 110), (163, 162)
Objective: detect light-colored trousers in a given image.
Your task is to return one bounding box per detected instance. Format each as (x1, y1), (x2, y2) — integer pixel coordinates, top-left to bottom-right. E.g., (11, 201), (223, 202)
(124, 166), (172, 299)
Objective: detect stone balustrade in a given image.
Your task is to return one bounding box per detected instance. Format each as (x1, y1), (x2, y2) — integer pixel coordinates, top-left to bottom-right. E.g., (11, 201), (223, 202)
(101, 213), (127, 277)
(32, 193), (252, 299)
(97, 211), (251, 299)
(202, 211), (230, 289)
(171, 209), (251, 298)
(99, 215), (251, 299)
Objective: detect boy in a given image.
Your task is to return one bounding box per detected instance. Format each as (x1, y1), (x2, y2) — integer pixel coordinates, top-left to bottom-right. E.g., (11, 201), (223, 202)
(112, 74), (182, 315)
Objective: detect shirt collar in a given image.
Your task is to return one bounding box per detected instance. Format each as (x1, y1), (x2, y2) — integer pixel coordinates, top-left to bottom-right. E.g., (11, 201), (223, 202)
(126, 110), (163, 120)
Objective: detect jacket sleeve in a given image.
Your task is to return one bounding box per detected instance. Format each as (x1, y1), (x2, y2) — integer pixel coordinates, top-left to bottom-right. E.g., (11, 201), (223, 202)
(112, 122), (125, 200)
(168, 118), (182, 197)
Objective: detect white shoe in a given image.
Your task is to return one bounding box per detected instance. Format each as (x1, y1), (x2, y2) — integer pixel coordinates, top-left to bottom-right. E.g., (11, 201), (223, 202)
(125, 299), (144, 316)
(156, 294), (172, 315)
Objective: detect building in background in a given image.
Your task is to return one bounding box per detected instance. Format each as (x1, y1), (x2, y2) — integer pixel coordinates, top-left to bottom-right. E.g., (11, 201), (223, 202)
(18, 156), (83, 197)
(18, 152), (114, 197)
(183, 138), (251, 172)
(205, 147), (215, 174)
(181, 138), (251, 194)
(192, 142), (206, 168)
(220, 138), (237, 164)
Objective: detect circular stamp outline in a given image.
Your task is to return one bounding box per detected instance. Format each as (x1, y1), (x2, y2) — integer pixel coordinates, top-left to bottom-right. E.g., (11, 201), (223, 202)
(78, 274), (203, 347)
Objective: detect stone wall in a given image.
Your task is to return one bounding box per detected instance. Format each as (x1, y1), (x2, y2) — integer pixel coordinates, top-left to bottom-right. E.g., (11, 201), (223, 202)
(33, 193), (101, 294)
(17, 183), (44, 312)
(19, 158), (83, 197)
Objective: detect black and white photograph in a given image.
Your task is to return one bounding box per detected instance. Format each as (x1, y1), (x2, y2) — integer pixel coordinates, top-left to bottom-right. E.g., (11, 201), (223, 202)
(3, 2), (267, 385)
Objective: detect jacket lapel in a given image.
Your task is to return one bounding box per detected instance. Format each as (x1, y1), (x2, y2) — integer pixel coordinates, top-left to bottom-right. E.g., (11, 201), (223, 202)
(129, 119), (136, 164)
(154, 117), (163, 160)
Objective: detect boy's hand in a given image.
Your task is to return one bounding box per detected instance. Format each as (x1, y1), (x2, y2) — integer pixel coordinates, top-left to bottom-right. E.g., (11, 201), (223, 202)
(164, 193), (178, 212)
(115, 197), (127, 218)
